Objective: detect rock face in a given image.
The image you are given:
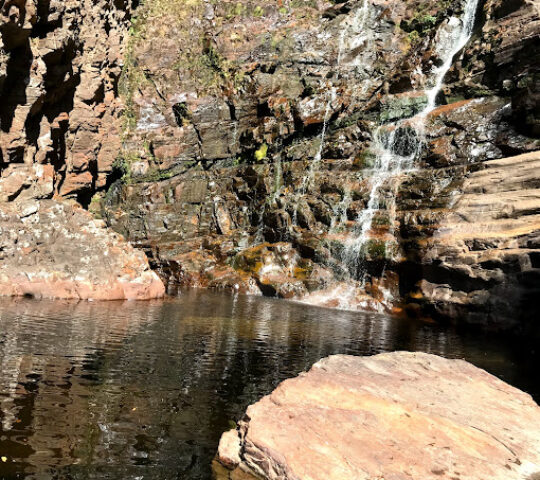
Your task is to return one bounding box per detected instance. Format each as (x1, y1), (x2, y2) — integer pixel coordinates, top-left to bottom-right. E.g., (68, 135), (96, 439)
(0, 200), (165, 300)
(410, 151), (540, 328)
(0, 0), (167, 300)
(215, 352), (540, 480)
(1, 0), (539, 318)
(0, 0), (132, 202)
(98, 0), (540, 329)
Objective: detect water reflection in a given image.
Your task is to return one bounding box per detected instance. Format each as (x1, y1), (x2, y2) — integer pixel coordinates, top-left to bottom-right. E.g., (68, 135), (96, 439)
(0, 291), (537, 479)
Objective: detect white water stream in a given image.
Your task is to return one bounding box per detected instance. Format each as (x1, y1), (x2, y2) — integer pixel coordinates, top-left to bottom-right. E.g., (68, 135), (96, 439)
(344, 0), (480, 277)
(293, 0), (371, 224)
(424, 0), (481, 115)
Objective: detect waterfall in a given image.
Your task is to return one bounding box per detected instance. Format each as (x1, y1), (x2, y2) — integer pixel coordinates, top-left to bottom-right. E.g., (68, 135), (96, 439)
(337, 0), (370, 67)
(231, 121), (238, 152)
(330, 186), (352, 233)
(344, 0), (480, 279)
(293, 0), (371, 225)
(343, 124), (421, 272)
(298, 88), (336, 197)
(424, 0), (481, 114)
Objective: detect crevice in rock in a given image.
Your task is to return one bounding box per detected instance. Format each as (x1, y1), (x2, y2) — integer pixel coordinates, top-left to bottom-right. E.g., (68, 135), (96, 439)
(0, 40), (32, 132)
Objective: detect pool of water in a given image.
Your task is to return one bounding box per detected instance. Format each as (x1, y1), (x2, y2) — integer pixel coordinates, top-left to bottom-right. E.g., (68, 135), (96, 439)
(0, 290), (538, 479)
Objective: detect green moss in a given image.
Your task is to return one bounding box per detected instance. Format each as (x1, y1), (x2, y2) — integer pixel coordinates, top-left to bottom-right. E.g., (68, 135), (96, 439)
(372, 215), (391, 226)
(407, 30), (420, 45)
(331, 111), (362, 131)
(232, 2), (247, 16)
(135, 168), (177, 183)
(446, 95), (467, 103)
(365, 239), (387, 259)
(88, 193), (105, 219)
(399, 2), (450, 37)
(203, 42), (223, 72)
(419, 14), (437, 27)
(354, 149), (376, 169)
(112, 155), (133, 183)
(465, 86), (495, 98)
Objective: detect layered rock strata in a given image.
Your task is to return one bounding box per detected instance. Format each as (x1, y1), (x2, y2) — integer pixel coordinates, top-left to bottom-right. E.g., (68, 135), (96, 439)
(0, 0), (131, 202)
(409, 151), (540, 328)
(1, 0), (538, 316)
(102, 0), (539, 327)
(215, 352), (540, 480)
(0, 199), (165, 300)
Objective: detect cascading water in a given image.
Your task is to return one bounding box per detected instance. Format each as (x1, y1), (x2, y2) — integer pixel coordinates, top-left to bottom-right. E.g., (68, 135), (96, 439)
(297, 88), (335, 197)
(344, 0), (480, 280)
(293, 0), (371, 224)
(424, 0), (481, 115)
(330, 186), (352, 234)
(337, 0), (370, 67)
(343, 123), (421, 273)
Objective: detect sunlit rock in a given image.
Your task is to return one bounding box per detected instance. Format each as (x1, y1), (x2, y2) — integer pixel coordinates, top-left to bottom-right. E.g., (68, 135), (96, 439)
(0, 200), (165, 300)
(216, 352), (540, 480)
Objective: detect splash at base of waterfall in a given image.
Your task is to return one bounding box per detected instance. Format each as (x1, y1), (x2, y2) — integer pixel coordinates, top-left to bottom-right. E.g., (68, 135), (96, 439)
(297, 279), (397, 313)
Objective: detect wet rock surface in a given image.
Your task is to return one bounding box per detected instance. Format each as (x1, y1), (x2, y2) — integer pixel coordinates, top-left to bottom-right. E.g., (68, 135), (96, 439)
(1, 0), (538, 320)
(0, 200), (165, 300)
(215, 352), (540, 480)
(100, 0), (540, 328)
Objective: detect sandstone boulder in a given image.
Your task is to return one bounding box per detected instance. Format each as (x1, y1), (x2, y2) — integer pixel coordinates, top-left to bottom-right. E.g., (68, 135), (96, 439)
(0, 200), (165, 300)
(216, 352), (540, 480)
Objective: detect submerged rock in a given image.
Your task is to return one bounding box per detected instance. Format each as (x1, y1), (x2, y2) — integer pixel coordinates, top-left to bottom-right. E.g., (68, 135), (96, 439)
(0, 200), (165, 300)
(216, 352), (540, 480)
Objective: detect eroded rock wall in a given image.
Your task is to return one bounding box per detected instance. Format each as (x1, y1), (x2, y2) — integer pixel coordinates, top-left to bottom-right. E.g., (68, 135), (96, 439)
(0, 0), (166, 300)
(407, 151), (540, 328)
(0, 0), (133, 203)
(101, 0), (539, 329)
(2, 0), (537, 317)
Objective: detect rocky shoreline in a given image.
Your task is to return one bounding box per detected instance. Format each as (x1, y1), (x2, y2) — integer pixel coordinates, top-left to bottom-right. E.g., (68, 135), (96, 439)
(215, 352), (540, 480)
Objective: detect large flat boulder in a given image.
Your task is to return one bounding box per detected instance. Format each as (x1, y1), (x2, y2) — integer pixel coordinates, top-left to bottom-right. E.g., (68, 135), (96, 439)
(0, 200), (165, 300)
(216, 352), (540, 480)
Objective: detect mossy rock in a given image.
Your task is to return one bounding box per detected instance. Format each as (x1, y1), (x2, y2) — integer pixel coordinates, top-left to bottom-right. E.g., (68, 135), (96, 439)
(380, 94), (428, 123)
(354, 150), (377, 169)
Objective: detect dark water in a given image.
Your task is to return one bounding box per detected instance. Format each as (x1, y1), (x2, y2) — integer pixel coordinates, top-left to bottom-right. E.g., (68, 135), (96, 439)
(0, 291), (538, 479)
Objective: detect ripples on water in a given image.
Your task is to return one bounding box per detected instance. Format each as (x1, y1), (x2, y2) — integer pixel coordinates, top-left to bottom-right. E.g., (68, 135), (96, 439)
(0, 291), (537, 479)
